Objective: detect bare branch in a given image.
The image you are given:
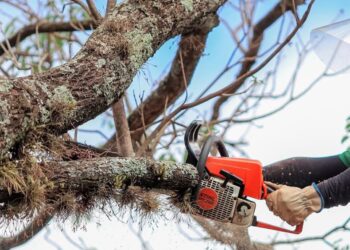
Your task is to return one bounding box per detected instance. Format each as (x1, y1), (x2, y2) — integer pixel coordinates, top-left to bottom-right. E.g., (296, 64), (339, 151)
(0, 20), (97, 57)
(70, 0), (92, 18)
(0, 207), (54, 250)
(86, 0), (102, 21)
(211, 0), (305, 121)
(272, 217), (350, 247)
(136, 0), (314, 153)
(106, 0), (116, 16)
(112, 98), (134, 156)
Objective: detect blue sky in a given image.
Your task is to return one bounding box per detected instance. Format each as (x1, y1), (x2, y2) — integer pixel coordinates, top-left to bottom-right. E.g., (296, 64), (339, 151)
(3, 1), (350, 249)
(67, 2), (350, 249)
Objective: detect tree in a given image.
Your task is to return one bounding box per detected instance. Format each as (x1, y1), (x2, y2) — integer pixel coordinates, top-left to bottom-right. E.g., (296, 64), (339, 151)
(3, 0), (348, 249)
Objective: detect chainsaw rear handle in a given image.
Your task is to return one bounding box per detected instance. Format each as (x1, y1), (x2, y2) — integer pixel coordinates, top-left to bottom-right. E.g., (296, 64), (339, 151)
(256, 182), (304, 234)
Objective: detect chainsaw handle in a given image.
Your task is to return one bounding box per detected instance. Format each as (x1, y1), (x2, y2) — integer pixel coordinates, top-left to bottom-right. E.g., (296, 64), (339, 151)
(259, 183), (303, 234)
(196, 135), (229, 179)
(253, 219), (303, 234)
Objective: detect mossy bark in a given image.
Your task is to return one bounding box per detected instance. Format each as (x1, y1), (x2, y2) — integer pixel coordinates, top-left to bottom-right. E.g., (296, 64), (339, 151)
(0, 157), (198, 205)
(0, 0), (226, 161)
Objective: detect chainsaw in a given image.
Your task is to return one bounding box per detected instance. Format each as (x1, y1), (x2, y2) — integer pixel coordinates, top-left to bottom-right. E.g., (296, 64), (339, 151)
(184, 121), (303, 234)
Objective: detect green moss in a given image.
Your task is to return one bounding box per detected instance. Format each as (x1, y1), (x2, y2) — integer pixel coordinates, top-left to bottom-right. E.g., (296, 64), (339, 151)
(125, 30), (153, 70)
(180, 0), (193, 12)
(49, 85), (77, 111)
(0, 79), (13, 93)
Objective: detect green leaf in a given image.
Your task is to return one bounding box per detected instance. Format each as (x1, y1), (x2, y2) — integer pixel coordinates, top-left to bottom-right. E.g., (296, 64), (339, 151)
(341, 135), (349, 144)
(346, 123), (350, 131)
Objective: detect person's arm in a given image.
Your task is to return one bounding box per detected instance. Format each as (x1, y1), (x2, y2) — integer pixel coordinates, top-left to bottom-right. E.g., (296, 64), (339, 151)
(263, 153), (349, 188)
(317, 164), (350, 208)
(264, 150), (350, 225)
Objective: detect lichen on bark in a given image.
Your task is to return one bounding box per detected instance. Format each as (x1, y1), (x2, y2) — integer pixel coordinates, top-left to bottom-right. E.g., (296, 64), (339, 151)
(125, 30), (153, 70)
(180, 0), (194, 12)
(0, 0), (226, 161)
(49, 86), (77, 111)
(0, 79), (13, 93)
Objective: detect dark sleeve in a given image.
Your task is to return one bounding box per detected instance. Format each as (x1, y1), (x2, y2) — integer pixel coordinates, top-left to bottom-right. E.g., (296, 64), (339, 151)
(263, 155), (347, 188)
(317, 167), (350, 208)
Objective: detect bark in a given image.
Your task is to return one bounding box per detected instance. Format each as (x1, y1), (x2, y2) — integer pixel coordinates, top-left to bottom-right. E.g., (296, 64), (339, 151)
(104, 15), (218, 149)
(0, 0), (226, 161)
(0, 157), (198, 205)
(112, 99), (134, 156)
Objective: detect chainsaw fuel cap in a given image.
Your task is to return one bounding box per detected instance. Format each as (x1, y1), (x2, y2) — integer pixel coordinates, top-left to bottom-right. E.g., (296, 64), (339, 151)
(196, 187), (218, 210)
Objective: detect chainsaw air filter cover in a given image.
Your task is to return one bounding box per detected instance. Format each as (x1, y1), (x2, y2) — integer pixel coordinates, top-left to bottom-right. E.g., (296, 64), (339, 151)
(193, 175), (256, 227)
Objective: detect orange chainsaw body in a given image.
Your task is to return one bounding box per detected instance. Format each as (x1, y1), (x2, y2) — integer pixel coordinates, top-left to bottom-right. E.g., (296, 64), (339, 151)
(185, 121), (303, 234)
(206, 156), (266, 199)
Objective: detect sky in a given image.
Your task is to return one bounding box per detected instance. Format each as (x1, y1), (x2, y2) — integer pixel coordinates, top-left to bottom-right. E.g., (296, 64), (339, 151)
(5, 0), (350, 249)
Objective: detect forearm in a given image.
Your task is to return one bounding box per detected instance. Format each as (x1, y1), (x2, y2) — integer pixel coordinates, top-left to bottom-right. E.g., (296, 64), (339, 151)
(317, 166), (350, 208)
(263, 155), (348, 188)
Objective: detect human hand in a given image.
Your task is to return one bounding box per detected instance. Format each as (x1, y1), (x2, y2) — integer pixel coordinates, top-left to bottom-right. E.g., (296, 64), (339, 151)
(265, 181), (321, 226)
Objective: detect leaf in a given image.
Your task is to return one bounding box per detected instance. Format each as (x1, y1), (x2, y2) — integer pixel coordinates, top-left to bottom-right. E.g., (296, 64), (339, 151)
(341, 135), (349, 144)
(346, 123), (350, 131)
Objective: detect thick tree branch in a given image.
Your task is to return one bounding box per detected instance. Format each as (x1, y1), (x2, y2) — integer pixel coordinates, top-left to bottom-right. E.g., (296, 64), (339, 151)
(0, 0), (226, 161)
(0, 20), (97, 57)
(104, 14), (219, 150)
(210, 0), (305, 121)
(0, 157), (198, 205)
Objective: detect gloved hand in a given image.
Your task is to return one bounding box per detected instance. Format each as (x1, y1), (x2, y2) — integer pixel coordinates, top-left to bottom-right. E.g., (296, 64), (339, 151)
(265, 181), (322, 226)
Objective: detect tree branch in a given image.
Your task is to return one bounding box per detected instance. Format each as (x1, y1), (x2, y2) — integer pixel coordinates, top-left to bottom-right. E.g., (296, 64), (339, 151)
(106, 0), (116, 16)
(0, 20), (97, 57)
(210, 0), (305, 121)
(0, 207), (54, 250)
(0, 157), (198, 205)
(112, 98), (134, 156)
(0, 0), (226, 161)
(86, 0), (102, 21)
(104, 14), (219, 150)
